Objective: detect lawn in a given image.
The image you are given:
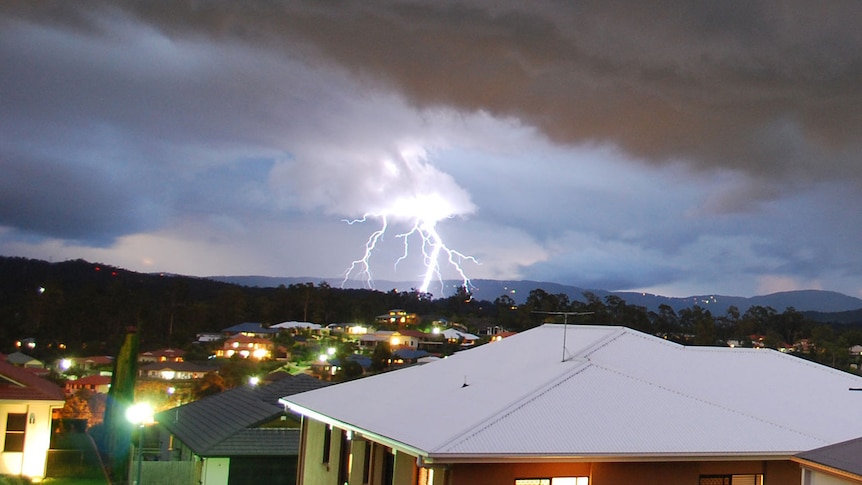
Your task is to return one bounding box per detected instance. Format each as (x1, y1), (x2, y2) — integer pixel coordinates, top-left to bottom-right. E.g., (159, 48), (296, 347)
(41, 478), (108, 485)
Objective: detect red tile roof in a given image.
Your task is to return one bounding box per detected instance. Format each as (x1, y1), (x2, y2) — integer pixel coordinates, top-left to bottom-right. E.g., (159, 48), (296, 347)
(0, 360), (65, 402)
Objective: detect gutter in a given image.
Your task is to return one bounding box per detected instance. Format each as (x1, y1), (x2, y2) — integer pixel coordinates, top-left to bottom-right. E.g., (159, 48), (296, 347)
(280, 399), (430, 459)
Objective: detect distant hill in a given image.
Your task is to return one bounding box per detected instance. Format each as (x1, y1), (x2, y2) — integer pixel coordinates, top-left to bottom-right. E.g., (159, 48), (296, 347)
(209, 275), (862, 314)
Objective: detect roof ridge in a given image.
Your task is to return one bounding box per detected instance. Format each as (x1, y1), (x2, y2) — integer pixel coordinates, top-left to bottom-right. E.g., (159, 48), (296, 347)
(573, 326), (632, 360)
(434, 326), (631, 453)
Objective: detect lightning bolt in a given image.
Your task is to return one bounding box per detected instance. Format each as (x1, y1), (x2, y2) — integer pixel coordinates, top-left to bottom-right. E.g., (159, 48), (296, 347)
(342, 213), (477, 296)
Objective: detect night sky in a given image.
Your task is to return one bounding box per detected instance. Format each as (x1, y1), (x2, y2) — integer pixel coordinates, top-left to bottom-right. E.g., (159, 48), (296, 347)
(3, 2), (862, 298)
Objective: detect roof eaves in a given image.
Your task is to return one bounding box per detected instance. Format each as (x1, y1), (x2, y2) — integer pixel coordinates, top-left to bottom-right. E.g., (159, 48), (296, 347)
(422, 451), (798, 465)
(793, 456), (862, 483)
(282, 400), (429, 459)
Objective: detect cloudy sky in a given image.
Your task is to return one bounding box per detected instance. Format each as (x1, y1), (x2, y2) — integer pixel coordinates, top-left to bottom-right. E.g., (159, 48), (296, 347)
(3, 1), (862, 298)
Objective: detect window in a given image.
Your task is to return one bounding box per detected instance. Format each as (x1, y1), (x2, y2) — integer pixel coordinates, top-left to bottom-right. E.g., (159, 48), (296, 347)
(382, 449), (394, 485)
(515, 478), (588, 485)
(322, 425), (332, 464)
(337, 430), (350, 485)
(699, 475), (762, 485)
(4, 413), (26, 452)
(362, 441), (372, 484)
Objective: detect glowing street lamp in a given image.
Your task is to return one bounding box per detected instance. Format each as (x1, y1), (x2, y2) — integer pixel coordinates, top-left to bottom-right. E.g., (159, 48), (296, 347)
(126, 402), (154, 485)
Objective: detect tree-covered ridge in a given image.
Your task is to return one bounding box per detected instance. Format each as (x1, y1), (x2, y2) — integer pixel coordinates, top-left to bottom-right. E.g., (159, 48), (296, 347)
(2, 256), (861, 372)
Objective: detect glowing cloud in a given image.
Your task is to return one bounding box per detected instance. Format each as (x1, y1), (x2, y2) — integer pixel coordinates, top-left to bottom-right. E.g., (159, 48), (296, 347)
(339, 146), (478, 294)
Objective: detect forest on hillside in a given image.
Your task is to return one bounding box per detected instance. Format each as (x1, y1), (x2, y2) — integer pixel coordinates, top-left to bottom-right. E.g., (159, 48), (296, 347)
(2, 256), (862, 372)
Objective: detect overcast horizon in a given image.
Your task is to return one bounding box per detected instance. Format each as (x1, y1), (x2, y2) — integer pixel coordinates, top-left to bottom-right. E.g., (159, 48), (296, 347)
(4, 2), (862, 299)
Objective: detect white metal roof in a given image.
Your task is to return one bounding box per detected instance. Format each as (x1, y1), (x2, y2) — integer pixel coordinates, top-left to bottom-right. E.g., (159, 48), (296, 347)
(282, 324), (862, 461)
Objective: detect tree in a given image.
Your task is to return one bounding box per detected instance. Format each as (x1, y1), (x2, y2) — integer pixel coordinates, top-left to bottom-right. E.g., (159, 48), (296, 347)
(336, 359), (364, 381)
(102, 327), (139, 482)
(371, 343), (392, 372)
(60, 390), (93, 429)
(652, 304), (679, 335)
(193, 372), (226, 399)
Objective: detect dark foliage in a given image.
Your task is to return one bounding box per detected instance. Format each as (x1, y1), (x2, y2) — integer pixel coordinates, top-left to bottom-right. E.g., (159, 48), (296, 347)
(2, 256), (861, 373)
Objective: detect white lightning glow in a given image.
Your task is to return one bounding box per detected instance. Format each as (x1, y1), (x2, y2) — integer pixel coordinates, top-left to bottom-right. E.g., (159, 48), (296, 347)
(342, 211), (477, 295)
(332, 145), (477, 295)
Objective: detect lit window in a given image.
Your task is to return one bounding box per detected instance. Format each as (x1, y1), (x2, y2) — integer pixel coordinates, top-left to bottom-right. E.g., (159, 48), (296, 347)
(552, 479), (589, 485)
(699, 475), (763, 485)
(4, 413), (27, 452)
(515, 478), (588, 485)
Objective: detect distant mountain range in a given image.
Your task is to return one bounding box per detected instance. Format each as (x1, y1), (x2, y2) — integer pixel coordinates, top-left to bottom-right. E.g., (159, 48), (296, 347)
(208, 275), (862, 315)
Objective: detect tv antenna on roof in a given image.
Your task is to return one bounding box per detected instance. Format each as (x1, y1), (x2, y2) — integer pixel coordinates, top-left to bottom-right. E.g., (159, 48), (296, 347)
(532, 311), (594, 362)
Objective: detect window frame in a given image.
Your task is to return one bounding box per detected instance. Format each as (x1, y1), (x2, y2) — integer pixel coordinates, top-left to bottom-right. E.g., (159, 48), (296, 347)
(4, 413), (27, 453)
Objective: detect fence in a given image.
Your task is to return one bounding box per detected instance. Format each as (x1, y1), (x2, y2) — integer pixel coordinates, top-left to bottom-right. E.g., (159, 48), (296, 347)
(129, 458), (197, 485)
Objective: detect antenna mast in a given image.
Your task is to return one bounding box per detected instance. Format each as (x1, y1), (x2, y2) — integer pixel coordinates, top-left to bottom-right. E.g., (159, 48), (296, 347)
(533, 311), (594, 362)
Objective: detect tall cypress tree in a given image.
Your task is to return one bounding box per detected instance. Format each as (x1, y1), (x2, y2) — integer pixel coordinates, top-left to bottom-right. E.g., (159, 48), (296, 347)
(102, 326), (139, 482)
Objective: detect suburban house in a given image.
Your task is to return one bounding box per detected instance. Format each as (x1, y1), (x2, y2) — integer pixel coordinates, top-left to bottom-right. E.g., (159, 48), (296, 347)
(281, 324), (862, 485)
(139, 348), (185, 363)
(794, 437), (862, 485)
(0, 359), (66, 481)
(5, 352), (44, 369)
(139, 361), (213, 380)
(65, 374), (112, 394)
(155, 372), (329, 485)
(271, 321), (323, 332)
(215, 335), (278, 360)
(75, 355), (114, 371)
(375, 309), (419, 326)
(221, 322), (279, 339)
(440, 328), (480, 347)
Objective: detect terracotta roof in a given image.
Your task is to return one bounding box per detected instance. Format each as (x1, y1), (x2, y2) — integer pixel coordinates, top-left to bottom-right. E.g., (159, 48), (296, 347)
(67, 375), (112, 386)
(0, 360), (66, 402)
(79, 356), (114, 365)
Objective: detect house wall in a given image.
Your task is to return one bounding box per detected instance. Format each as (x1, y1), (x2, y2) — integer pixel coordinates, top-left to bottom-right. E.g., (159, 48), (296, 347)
(0, 400), (63, 480)
(300, 419), (348, 485)
(451, 459), (801, 485)
(297, 418), (803, 485)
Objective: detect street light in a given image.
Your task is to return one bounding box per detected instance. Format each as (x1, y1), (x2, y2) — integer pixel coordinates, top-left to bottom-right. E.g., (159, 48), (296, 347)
(126, 402), (154, 485)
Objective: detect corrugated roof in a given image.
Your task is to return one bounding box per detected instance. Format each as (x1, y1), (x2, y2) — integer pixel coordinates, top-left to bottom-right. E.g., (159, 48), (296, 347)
(282, 324), (862, 461)
(157, 373), (327, 457)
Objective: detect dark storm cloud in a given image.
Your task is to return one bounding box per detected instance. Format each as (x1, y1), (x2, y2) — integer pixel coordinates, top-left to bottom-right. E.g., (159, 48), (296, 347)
(8, 1), (862, 185)
(4, 1), (862, 296)
(39, 0), (859, 184)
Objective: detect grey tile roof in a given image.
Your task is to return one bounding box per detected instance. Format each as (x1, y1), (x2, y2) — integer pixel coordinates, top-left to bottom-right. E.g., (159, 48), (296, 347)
(795, 436), (862, 479)
(156, 373), (328, 457)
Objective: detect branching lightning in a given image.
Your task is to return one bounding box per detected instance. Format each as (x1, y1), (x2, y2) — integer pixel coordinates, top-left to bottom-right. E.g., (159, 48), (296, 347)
(336, 146), (477, 296)
(342, 211), (477, 296)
